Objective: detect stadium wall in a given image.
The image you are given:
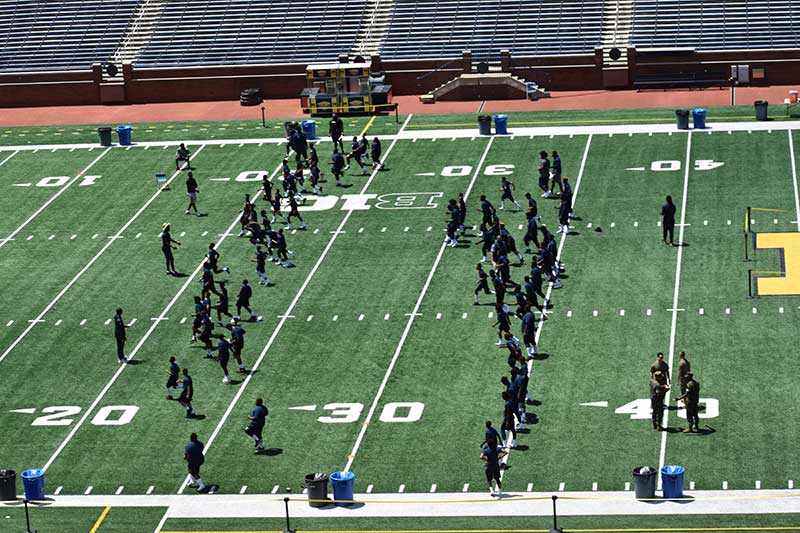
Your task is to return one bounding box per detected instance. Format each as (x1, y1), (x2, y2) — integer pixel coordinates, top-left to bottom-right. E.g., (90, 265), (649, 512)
(0, 50), (799, 107)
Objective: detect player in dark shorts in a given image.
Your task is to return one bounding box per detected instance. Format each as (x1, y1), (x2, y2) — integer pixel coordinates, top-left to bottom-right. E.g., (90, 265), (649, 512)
(499, 177), (522, 210)
(286, 192), (307, 230)
(272, 228), (292, 267)
(235, 280), (255, 321)
(238, 202), (253, 237)
(309, 161), (322, 194)
(176, 143), (192, 171)
(186, 171), (199, 215)
(244, 398), (268, 452)
(262, 174), (272, 203)
(492, 303), (513, 347)
(198, 312), (214, 358)
(184, 432), (206, 492)
(166, 356), (180, 399)
(178, 368), (195, 418)
(481, 441), (507, 496)
(113, 307), (129, 364)
(216, 337), (232, 384)
(252, 245), (271, 286)
(206, 243), (230, 275)
(271, 190), (287, 224)
(160, 223), (181, 275)
(308, 143), (319, 169)
(215, 281), (232, 324)
(445, 199), (460, 248)
(474, 263), (492, 305)
(330, 149), (345, 187)
(221, 320), (247, 374)
(371, 137), (383, 170)
(328, 113), (344, 152)
(549, 150), (564, 195)
(199, 262), (220, 300)
(479, 195), (496, 230)
(456, 192), (467, 233)
(538, 151), (551, 197)
(523, 209), (540, 253)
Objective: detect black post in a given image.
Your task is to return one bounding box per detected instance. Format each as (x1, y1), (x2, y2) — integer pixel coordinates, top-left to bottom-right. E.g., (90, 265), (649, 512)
(550, 494), (562, 533)
(395, 104), (399, 124)
(24, 499), (35, 533)
(261, 107), (267, 128)
(748, 269), (754, 299)
(283, 496), (295, 533)
(744, 230), (749, 261)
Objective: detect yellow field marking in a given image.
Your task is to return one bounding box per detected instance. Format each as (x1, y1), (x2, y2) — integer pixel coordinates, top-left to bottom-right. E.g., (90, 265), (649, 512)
(360, 115), (377, 137)
(89, 505), (111, 533)
(162, 528), (800, 533)
(754, 232), (800, 295)
(750, 208), (789, 212)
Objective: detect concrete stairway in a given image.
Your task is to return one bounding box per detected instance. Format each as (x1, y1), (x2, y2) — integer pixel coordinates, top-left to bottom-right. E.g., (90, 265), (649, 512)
(351, 0), (394, 58)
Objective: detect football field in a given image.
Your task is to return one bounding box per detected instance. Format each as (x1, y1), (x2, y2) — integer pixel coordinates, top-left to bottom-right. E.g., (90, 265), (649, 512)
(2, 114), (800, 531)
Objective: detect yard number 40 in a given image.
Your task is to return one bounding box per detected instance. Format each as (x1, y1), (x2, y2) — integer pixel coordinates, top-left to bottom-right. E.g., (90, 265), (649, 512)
(614, 398), (719, 419)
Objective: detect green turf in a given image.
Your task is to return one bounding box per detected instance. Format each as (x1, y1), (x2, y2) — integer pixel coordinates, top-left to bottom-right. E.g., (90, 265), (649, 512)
(2, 119), (800, 511)
(0, 505), (167, 533)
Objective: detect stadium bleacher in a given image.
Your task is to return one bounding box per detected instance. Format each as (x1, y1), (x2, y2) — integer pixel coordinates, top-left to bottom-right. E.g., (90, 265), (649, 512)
(631, 0), (800, 50)
(134, 0), (367, 67)
(0, 0), (139, 73)
(379, 0), (605, 60)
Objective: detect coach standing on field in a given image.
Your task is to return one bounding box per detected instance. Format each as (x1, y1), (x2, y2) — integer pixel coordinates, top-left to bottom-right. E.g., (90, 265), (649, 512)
(113, 307), (131, 364)
(661, 195), (676, 246)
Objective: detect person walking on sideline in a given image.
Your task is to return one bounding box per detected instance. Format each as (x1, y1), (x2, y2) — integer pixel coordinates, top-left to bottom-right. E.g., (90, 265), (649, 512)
(113, 307), (130, 364)
(661, 195), (676, 246)
(244, 398), (268, 452)
(184, 433), (206, 492)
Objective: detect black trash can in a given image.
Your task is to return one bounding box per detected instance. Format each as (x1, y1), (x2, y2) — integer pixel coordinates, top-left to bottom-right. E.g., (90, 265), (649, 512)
(303, 472), (329, 507)
(632, 466), (657, 500)
(675, 110), (690, 130)
(478, 115), (492, 135)
(755, 100), (769, 121)
(0, 469), (16, 501)
(98, 127), (112, 147)
(240, 88), (263, 107)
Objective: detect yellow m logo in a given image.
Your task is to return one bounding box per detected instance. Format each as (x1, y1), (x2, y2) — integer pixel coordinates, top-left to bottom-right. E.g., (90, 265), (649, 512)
(754, 232), (800, 296)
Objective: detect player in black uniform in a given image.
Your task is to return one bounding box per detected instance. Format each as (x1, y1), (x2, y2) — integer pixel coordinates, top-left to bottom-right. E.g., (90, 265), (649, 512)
(549, 150), (564, 195)
(178, 368), (195, 418)
(113, 307), (130, 364)
(175, 143), (192, 171)
(215, 281), (232, 324)
(481, 442), (507, 496)
(330, 150), (345, 187)
(371, 137), (383, 170)
(272, 228), (292, 267)
(538, 151), (551, 197)
(271, 190), (287, 225)
(492, 303), (513, 347)
(445, 199), (460, 248)
(474, 263), (492, 305)
(309, 161), (322, 195)
(186, 172), (199, 215)
(523, 209), (540, 253)
(166, 356), (180, 399)
(206, 243), (230, 275)
(199, 262), (220, 300)
(286, 192), (307, 230)
(184, 432), (206, 492)
(235, 280), (255, 321)
(252, 245), (271, 286)
(328, 113), (344, 152)
(160, 223), (181, 275)
(479, 195), (496, 231)
(262, 174), (272, 204)
(244, 398), (268, 452)
(483, 420), (505, 449)
(216, 337), (232, 384)
(499, 177), (522, 210)
(456, 193), (467, 233)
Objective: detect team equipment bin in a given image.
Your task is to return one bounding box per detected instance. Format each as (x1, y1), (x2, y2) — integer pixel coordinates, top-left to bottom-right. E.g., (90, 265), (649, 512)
(21, 469), (45, 501)
(675, 109), (689, 130)
(478, 115), (492, 135)
(303, 472), (329, 507)
(632, 466), (657, 499)
(330, 470), (355, 506)
(494, 114), (508, 135)
(660, 465), (685, 499)
(116, 125), (132, 146)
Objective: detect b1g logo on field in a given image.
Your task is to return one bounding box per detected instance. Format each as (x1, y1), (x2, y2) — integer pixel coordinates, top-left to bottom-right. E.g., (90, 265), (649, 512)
(753, 233), (800, 296)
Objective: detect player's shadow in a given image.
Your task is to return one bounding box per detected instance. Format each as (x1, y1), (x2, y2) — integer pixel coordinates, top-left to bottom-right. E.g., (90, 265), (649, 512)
(531, 352), (550, 361)
(674, 242), (690, 247)
(125, 359), (143, 365)
(338, 183), (355, 188)
(512, 444), (530, 451)
(565, 231), (580, 236)
(257, 447), (283, 456)
(188, 414), (207, 421)
(172, 273), (190, 278)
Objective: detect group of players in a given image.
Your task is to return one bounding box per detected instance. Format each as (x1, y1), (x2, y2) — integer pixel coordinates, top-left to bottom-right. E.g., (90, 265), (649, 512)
(452, 151), (576, 496)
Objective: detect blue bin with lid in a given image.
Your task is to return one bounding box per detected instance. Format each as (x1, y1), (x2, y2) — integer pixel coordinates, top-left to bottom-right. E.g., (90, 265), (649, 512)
(116, 125), (132, 146)
(660, 464), (685, 499)
(692, 108), (707, 129)
(301, 120), (317, 140)
(493, 114), (508, 135)
(329, 470), (355, 506)
(21, 469), (45, 501)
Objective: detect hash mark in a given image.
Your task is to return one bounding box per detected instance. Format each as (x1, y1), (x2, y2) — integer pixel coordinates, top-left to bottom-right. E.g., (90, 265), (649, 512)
(129, 318), (137, 326)
(240, 485), (248, 494)
(634, 221), (639, 227)
(398, 484), (405, 493)
(381, 227), (387, 233)
(646, 309), (652, 316)
(558, 482), (565, 491)
(566, 310), (572, 317)
(180, 317), (187, 324)
(619, 309), (625, 316)
(753, 307), (758, 314)
(367, 484), (374, 493)
(358, 314), (365, 321)
(430, 484), (437, 493)
(92, 234), (99, 239)
(461, 312), (468, 319)
(384, 314), (390, 320)
(104, 319), (112, 325)
(690, 481), (696, 490)
(26, 235), (33, 241)
(592, 310), (598, 317)
(358, 227), (364, 233)
(271, 485), (279, 494)
(699, 308), (704, 315)
(306, 315), (313, 322)
(756, 480), (761, 489)
(147, 485), (155, 495)
(404, 227), (409, 232)
(610, 222), (616, 228)
(55, 319), (62, 326)
(790, 480), (795, 489)
(116, 486), (124, 495)
(202, 231), (208, 237)
(70, 234), (77, 240)
(592, 482), (598, 491)
(723, 481), (728, 489)
(426, 226), (432, 232)
(624, 482), (630, 491)
(780, 307), (785, 313)
(527, 483), (534, 492)
(313, 229), (319, 234)
(54, 486), (62, 495)
(436, 313), (442, 319)
(462, 483), (470, 492)
(84, 486), (93, 495)
(332, 315), (338, 321)
(725, 308), (731, 315)
(488, 312), (493, 319)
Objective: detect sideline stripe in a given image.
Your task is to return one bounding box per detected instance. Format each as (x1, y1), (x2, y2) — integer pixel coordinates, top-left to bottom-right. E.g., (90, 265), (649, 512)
(344, 135), (495, 472)
(170, 114), (415, 503)
(500, 134), (593, 479)
(789, 130), (800, 231)
(0, 146), (205, 365)
(161, 529), (800, 533)
(658, 131), (693, 478)
(88, 505), (111, 533)
(0, 147), (111, 250)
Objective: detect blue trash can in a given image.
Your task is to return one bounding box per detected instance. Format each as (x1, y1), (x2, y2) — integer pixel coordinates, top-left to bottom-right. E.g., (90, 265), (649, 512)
(116, 125), (132, 146)
(692, 108), (707, 129)
(494, 114), (508, 135)
(660, 464), (685, 499)
(329, 470), (355, 506)
(301, 120), (317, 140)
(21, 469), (45, 501)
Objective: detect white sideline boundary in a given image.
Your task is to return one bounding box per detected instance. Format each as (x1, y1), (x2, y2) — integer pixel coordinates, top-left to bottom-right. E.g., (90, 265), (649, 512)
(2, 119), (800, 153)
(789, 130), (800, 231)
(0, 146), (205, 364)
(42, 145), (279, 471)
(499, 134), (593, 479)
(0, 147), (111, 250)
(343, 136), (495, 473)
(658, 131), (693, 480)
(12, 489), (800, 518)
(169, 114), (414, 503)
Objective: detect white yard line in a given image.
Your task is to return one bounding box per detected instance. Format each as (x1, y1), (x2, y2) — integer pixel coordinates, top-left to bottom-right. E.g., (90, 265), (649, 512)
(0, 147), (111, 250)
(789, 130), (800, 231)
(41, 145), (272, 471)
(343, 136), (495, 473)
(0, 146), (206, 364)
(170, 114), (415, 503)
(658, 131), (693, 478)
(500, 134), (593, 478)
(0, 150), (19, 167)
